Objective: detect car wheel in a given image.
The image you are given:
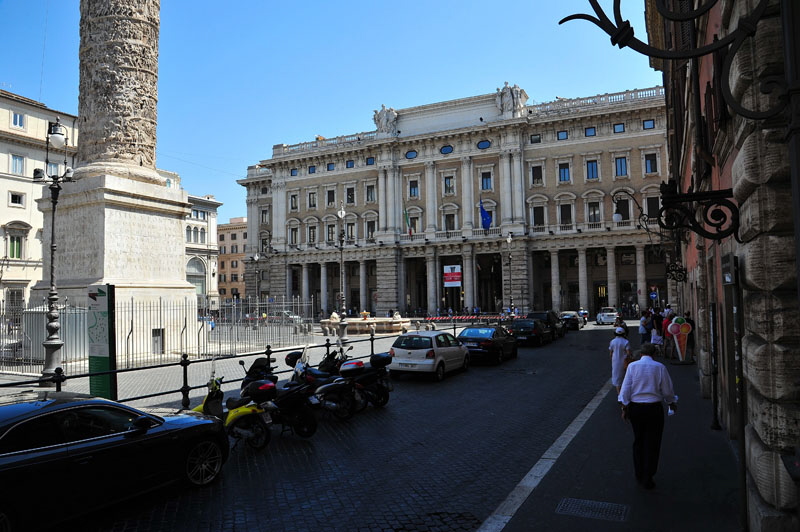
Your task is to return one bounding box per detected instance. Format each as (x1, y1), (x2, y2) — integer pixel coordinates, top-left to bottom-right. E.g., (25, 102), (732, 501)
(462, 354), (470, 372)
(293, 406), (318, 437)
(230, 415), (271, 450)
(183, 438), (225, 487)
(434, 362), (446, 382)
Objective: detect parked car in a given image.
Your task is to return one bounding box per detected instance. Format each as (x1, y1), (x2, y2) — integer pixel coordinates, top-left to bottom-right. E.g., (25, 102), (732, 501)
(456, 325), (518, 364)
(506, 318), (554, 346)
(560, 311), (584, 330)
(389, 330), (469, 381)
(0, 391), (229, 531)
(596, 306), (620, 325)
(526, 310), (567, 338)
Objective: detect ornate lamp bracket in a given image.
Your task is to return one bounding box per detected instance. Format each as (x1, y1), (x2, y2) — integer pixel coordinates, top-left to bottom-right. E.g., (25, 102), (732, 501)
(658, 180), (741, 242)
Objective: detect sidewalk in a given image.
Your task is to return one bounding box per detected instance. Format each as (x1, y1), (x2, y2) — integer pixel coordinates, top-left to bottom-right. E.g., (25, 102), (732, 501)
(501, 353), (742, 531)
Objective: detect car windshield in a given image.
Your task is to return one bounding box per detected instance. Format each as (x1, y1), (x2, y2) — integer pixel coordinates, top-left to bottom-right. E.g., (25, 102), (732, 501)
(392, 335), (433, 349)
(527, 312), (547, 320)
(600, 307), (616, 313)
(512, 320), (535, 327)
(561, 313), (574, 318)
(459, 328), (494, 339)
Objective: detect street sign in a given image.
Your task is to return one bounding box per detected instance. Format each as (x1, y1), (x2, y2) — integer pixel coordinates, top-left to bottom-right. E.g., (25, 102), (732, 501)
(649, 292), (658, 300)
(443, 265), (462, 287)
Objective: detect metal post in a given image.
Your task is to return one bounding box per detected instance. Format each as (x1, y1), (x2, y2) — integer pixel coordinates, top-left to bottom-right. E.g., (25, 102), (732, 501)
(338, 203), (349, 343)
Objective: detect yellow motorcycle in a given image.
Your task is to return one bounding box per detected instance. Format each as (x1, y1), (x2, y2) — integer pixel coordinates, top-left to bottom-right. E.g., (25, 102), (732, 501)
(193, 368), (277, 450)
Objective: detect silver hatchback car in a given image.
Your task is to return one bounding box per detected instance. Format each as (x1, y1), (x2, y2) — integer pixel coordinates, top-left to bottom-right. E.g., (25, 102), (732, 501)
(389, 330), (469, 381)
(596, 307), (620, 325)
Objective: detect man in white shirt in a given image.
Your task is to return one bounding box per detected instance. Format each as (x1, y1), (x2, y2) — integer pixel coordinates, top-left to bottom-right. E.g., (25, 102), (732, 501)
(618, 342), (678, 490)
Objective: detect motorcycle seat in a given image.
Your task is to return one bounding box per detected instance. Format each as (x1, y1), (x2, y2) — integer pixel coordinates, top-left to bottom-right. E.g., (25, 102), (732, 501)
(306, 367), (331, 379)
(226, 396), (250, 410)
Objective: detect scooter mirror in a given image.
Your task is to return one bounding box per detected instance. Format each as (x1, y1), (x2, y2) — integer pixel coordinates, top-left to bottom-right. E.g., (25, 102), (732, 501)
(239, 360), (245, 367)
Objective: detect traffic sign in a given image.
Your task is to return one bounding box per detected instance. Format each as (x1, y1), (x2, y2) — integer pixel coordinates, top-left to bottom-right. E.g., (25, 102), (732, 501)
(649, 292), (658, 300)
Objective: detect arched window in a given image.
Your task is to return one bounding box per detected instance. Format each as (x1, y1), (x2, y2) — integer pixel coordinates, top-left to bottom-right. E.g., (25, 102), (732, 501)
(186, 226), (192, 242)
(200, 228), (206, 244)
(186, 258), (206, 295)
(192, 227), (199, 243)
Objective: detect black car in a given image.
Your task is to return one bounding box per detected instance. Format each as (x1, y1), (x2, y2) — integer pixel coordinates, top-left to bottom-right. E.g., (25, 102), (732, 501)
(506, 318), (554, 346)
(527, 310), (567, 338)
(560, 311), (584, 330)
(456, 325), (518, 364)
(0, 391), (229, 531)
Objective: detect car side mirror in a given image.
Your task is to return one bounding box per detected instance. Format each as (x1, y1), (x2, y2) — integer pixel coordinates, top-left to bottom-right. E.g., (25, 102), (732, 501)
(130, 415), (152, 434)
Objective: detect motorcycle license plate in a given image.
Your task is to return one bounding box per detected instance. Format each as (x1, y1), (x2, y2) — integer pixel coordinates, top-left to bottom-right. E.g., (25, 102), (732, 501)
(259, 412), (272, 424)
(308, 395), (320, 405)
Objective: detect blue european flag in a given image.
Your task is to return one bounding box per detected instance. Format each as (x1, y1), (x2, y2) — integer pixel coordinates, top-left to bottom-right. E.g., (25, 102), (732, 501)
(479, 199), (492, 230)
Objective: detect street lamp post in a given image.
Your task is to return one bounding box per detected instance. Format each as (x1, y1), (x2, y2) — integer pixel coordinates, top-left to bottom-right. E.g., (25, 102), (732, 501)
(33, 118), (74, 386)
(506, 233), (514, 315)
(337, 202), (349, 343)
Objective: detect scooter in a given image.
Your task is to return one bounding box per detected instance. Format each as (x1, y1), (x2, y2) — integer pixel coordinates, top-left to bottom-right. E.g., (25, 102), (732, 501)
(239, 355), (318, 438)
(193, 364), (278, 450)
(318, 344), (393, 408)
(287, 345), (360, 420)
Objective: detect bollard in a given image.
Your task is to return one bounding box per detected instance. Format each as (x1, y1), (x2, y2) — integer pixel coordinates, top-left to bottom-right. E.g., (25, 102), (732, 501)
(180, 353), (191, 410)
(370, 331), (375, 356)
(53, 367), (66, 392)
(324, 337), (331, 359)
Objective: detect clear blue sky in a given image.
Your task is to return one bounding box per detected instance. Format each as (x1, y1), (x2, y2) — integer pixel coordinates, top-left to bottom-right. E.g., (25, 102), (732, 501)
(1, 0), (662, 223)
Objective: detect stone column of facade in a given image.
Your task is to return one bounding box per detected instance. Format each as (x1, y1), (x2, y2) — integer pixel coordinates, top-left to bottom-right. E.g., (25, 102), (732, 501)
(425, 253), (437, 316)
(375, 249), (400, 315)
(511, 149), (525, 224)
(435, 253), (442, 313)
(285, 264), (292, 298)
(272, 179), (287, 245)
(378, 167), (388, 232)
(386, 166), (398, 233)
(550, 250), (560, 311)
(462, 244), (475, 311)
(578, 248), (589, 311)
(425, 161), (437, 232)
(461, 157), (474, 230)
(635, 244), (647, 313)
(342, 260), (349, 313)
(500, 152), (513, 224)
(397, 256), (406, 314)
(320, 262), (328, 316)
(606, 246), (617, 308)
(301, 263), (309, 302)
(359, 260), (368, 313)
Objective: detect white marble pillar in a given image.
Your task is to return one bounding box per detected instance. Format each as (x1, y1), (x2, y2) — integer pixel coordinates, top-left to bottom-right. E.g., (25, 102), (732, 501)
(359, 260), (368, 313)
(342, 260), (349, 313)
(578, 248), (589, 310)
(285, 263), (292, 298)
(320, 262), (328, 315)
(511, 150), (524, 223)
(397, 257), (406, 314)
(426, 254), (437, 315)
(301, 263), (309, 302)
(435, 253), (442, 311)
(273, 179), (287, 244)
(606, 246), (617, 308)
(550, 250), (561, 311)
(425, 161), (437, 232)
(461, 157), (474, 230)
(635, 244), (647, 313)
(463, 244), (475, 310)
(501, 152), (513, 224)
(378, 167), (388, 232)
(387, 167), (397, 233)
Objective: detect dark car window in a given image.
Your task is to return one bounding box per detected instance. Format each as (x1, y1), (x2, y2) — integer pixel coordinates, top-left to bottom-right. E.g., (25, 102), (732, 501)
(61, 406), (139, 441)
(0, 413), (67, 454)
(459, 328), (493, 339)
(393, 335), (433, 349)
(527, 312), (548, 321)
(513, 320), (535, 327)
(435, 335), (448, 348)
(444, 334), (461, 347)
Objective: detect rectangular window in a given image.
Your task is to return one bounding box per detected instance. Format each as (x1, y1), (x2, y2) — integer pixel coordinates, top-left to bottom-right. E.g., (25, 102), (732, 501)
(231, 245), (238, 253)
(231, 274), (239, 282)
(261, 208), (270, 224)
(290, 194), (298, 210)
(558, 163), (570, 183)
(231, 233), (237, 240)
(409, 180), (419, 198)
(47, 162), (59, 176)
(346, 187), (355, 204)
(9, 193), (24, 207)
(220, 261), (225, 269)
(346, 160), (354, 168)
(366, 184), (375, 202)
(616, 199), (631, 221)
(643, 119), (655, 130)
(231, 260), (238, 268)
(613, 123), (625, 133)
(11, 155), (24, 175)
(533, 206), (545, 226)
(586, 160), (598, 180)
(645, 153), (658, 173)
(9, 236), (22, 259)
(646, 196), (660, 221)
(410, 217), (419, 233)
(615, 157), (628, 177)
(327, 225), (335, 242)
(557, 130), (568, 140)
(308, 165), (316, 174)
(559, 204), (572, 225)
(290, 228), (298, 244)
(481, 171), (492, 191)
(327, 162), (335, 171)
(346, 223), (355, 240)
(366, 157), (375, 165)
(531, 166), (543, 185)
(291, 168), (298, 176)
(444, 213), (456, 231)
(366, 220), (376, 239)
(260, 238), (270, 252)
(588, 202), (601, 223)
(443, 175), (454, 195)
(12, 112), (24, 129)
(327, 190), (335, 206)
(308, 226), (317, 243)
(530, 134), (541, 144)
(219, 234), (225, 241)
(220, 246), (226, 254)
(308, 192), (317, 208)
(585, 126), (596, 137)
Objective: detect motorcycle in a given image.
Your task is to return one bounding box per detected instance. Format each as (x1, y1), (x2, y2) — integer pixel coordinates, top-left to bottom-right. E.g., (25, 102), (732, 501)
(286, 345), (361, 421)
(239, 355), (318, 438)
(193, 364), (278, 450)
(318, 344), (393, 408)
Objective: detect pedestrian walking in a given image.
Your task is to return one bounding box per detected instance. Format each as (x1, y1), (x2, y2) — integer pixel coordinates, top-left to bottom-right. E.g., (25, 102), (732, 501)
(609, 326), (632, 393)
(618, 342), (678, 490)
(209, 317), (215, 331)
(638, 311), (650, 345)
(614, 316), (629, 338)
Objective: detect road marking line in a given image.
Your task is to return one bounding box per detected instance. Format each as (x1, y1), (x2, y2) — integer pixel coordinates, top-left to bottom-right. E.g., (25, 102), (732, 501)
(476, 383), (612, 532)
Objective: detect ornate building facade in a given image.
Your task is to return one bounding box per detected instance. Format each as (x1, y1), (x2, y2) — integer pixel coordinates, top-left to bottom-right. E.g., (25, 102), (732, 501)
(239, 86), (669, 318)
(217, 217), (248, 303)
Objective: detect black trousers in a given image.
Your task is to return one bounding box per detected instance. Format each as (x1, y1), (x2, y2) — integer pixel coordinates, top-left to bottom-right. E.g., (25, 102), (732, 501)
(628, 402), (665, 482)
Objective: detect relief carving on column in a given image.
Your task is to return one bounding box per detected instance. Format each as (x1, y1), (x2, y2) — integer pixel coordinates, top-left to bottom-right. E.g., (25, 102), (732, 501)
(76, 0), (162, 184)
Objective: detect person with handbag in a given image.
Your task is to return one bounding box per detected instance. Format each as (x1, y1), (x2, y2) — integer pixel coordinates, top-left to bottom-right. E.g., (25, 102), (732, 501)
(609, 326), (632, 393)
(619, 342), (678, 490)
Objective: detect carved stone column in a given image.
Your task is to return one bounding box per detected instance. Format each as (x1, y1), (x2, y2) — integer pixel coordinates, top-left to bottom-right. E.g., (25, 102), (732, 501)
(301, 263), (309, 302)
(461, 157), (474, 230)
(550, 250), (560, 311)
(463, 244), (475, 310)
(511, 149), (525, 223)
(378, 167), (388, 232)
(500, 152), (513, 224)
(425, 161), (437, 232)
(635, 244), (647, 313)
(606, 246), (617, 308)
(359, 260), (368, 313)
(578, 248), (588, 310)
(320, 262), (328, 315)
(426, 252), (437, 316)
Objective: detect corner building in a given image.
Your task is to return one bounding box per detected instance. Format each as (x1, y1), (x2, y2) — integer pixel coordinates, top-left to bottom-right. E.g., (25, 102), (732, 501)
(239, 86), (669, 318)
